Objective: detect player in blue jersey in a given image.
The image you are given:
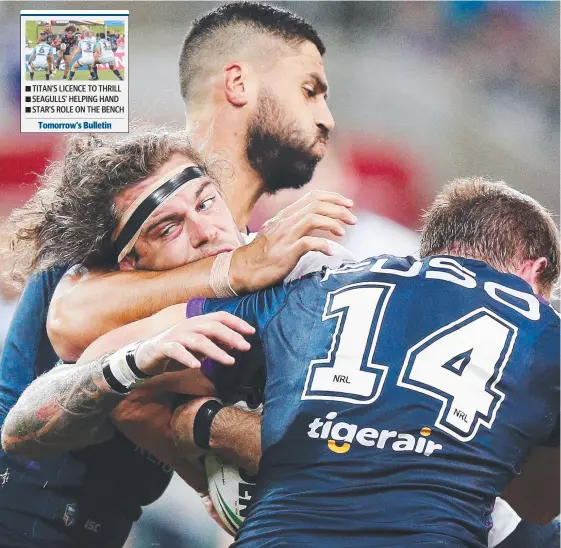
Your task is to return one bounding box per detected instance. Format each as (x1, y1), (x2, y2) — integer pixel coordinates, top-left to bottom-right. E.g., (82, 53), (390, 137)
(91, 32), (123, 81)
(4, 161), (556, 544)
(174, 177), (559, 547)
(3, 2), (555, 545)
(79, 178), (557, 547)
(0, 123), (352, 546)
(57, 178), (558, 546)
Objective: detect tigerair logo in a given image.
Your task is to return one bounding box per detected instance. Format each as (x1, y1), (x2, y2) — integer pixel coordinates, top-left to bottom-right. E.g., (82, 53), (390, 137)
(307, 412), (443, 456)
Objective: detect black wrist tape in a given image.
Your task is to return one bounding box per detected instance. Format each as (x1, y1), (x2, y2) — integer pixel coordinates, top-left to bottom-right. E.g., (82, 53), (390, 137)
(193, 400), (224, 450)
(125, 347), (152, 379)
(102, 362), (130, 394)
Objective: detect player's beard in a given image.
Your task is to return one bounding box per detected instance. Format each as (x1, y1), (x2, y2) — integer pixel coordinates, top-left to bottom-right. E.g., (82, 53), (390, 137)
(245, 87), (327, 195)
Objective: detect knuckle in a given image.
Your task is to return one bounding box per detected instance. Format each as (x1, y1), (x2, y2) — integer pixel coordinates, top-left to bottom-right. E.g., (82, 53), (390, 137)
(304, 212), (315, 224)
(299, 237), (312, 251)
(309, 200), (323, 213)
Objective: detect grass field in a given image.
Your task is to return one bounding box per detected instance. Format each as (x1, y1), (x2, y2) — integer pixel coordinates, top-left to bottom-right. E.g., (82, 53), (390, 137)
(25, 68), (126, 81)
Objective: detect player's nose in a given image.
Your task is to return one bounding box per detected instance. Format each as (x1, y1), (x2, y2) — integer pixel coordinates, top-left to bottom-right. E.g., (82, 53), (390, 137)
(188, 218), (218, 249)
(316, 102), (335, 134)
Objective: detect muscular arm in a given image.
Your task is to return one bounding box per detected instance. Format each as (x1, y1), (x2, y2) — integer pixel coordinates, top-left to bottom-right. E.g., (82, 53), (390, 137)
(48, 259), (217, 362)
(171, 399), (262, 474)
(2, 312), (249, 461)
(1, 356), (121, 459)
(47, 190), (355, 362)
(0, 360), (208, 492)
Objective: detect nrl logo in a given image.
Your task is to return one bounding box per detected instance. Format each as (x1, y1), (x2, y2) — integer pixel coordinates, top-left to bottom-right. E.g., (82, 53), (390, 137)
(63, 502), (79, 528)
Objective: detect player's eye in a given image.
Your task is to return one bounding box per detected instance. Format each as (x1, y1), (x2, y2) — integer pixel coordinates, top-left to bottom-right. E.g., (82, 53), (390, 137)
(159, 223), (178, 238)
(303, 86), (316, 99)
(198, 196), (216, 212)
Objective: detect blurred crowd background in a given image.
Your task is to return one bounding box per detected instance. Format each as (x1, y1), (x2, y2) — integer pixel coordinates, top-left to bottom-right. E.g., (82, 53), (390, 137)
(0, 2), (559, 547)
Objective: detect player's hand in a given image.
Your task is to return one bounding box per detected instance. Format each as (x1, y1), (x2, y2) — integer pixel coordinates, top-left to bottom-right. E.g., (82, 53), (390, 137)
(199, 490), (233, 535)
(134, 313), (255, 377)
(230, 190), (356, 293)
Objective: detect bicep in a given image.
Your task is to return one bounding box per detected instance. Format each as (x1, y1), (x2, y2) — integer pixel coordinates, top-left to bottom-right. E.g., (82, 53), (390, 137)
(502, 445), (560, 524)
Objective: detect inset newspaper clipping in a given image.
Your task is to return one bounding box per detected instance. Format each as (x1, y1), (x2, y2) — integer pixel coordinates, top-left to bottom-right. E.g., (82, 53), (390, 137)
(21, 10), (129, 133)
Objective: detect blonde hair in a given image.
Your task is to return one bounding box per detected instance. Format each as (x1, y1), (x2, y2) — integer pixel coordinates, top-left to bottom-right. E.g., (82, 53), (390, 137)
(420, 177), (560, 293)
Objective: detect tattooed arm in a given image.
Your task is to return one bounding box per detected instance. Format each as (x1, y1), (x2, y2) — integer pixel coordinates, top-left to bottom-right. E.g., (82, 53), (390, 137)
(1, 313), (254, 460)
(1, 357), (122, 459)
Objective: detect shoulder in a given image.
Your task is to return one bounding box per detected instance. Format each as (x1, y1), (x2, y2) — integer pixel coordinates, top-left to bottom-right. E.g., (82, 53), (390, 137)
(285, 242), (357, 283)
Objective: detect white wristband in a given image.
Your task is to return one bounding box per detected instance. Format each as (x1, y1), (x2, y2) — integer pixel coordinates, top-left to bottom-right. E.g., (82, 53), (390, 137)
(108, 341), (146, 390)
(210, 251), (238, 298)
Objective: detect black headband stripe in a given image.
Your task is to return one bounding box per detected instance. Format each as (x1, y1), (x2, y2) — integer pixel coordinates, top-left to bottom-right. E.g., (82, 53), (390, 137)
(114, 166), (205, 258)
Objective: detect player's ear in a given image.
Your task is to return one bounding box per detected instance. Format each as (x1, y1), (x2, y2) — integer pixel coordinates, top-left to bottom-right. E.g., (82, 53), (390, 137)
(224, 62), (249, 107)
(516, 257), (548, 293)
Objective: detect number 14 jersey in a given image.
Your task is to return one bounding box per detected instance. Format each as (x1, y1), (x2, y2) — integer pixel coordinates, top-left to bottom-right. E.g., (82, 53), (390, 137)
(199, 255), (560, 547)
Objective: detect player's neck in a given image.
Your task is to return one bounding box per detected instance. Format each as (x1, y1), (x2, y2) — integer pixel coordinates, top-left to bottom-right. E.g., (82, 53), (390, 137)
(223, 158), (264, 231)
(189, 111), (264, 231)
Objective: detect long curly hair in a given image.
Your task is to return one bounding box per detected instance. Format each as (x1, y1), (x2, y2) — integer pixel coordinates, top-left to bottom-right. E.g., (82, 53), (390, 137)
(2, 128), (210, 287)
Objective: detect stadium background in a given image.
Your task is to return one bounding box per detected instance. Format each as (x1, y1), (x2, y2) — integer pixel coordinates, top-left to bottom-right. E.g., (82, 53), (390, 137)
(0, 2), (558, 547)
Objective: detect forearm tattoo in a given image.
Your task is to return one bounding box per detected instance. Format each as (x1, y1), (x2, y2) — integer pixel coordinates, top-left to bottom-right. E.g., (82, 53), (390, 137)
(2, 356), (126, 457)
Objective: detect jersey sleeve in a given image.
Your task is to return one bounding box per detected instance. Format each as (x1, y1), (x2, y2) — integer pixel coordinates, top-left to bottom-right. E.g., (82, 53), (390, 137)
(0, 267), (67, 422)
(185, 285), (289, 404)
(188, 283), (289, 336)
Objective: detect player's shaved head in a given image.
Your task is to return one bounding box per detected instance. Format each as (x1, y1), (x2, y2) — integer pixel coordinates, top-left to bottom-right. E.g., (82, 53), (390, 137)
(420, 177), (560, 293)
(179, 1), (325, 107)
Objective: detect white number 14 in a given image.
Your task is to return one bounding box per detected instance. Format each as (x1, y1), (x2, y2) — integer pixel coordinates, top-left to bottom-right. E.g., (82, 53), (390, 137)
(302, 283), (517, 442)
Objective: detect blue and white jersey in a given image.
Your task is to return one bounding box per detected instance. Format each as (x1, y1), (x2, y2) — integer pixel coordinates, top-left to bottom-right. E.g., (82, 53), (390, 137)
(32, 43), (51, 65)
(96, 38), (114, 62)
(78, 37), (96, 63)
(194, 255), (559, 548)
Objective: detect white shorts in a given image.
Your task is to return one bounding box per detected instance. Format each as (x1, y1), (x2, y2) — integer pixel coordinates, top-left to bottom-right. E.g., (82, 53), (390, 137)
(79, 56), (94, 67)
(98, 55), (115, 65)
(31, 60), (48, 70)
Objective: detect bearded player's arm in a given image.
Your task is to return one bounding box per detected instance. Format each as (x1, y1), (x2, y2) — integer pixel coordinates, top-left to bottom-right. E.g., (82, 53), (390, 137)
(47, 191), (355, 362)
